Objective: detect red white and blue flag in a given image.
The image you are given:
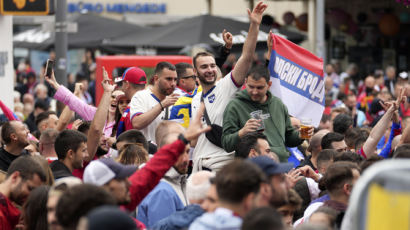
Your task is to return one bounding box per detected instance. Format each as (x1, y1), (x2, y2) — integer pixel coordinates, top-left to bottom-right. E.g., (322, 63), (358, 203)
(268, 34), (325, 127)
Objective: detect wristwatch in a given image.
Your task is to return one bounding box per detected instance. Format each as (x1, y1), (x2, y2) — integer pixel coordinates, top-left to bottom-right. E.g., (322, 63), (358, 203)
(178, 134), (190, 145)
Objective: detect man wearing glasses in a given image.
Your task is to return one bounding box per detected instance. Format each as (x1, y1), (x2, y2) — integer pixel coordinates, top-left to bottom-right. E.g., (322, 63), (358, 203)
(175, 63), (198, 96)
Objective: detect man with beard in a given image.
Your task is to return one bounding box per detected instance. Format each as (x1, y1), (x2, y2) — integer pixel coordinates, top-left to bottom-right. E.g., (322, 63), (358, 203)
(137, 131), (190, 228)
(130, 62), (179, 143)
(50, 129), (88, 179)
(250, 156), (294, 207)
(0, 156), (46, 230)
(0, 121), (30, 171)
(191, 2), (268, 172)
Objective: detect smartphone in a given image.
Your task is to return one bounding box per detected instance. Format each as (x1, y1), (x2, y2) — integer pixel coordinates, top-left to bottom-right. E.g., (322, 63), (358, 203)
(45, 59), (54, 77)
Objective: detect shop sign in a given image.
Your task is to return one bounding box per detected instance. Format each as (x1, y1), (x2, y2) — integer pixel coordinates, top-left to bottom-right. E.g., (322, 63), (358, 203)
(68, 2), (166, 14)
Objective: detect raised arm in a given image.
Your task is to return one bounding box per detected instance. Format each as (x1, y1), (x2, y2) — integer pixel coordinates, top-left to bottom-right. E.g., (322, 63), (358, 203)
(126, 103), (211, 210)
(215, 29), (233, 68)
(232, 1), (267, 85)
(363, 89), (406, 157)
(45, 71), (97, 121)
(87, 67), (115, 160)
(56, 105), (74, 132)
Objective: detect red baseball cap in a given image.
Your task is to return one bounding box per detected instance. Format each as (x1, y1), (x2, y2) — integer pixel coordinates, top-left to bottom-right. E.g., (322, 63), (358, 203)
(115, 67), (147, 85)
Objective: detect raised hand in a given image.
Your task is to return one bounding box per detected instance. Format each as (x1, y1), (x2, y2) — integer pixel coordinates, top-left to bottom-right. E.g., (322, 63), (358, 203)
(222, 29), (233, 49)
(102, 67), (115, 92)
(286, 168), (304, 188)
(74, 83), (84, 97)
(44, 70), (60, 90)
(247, 1), (268, 25)
(184, 102), (211, 142)
(71, 119), (83, 130)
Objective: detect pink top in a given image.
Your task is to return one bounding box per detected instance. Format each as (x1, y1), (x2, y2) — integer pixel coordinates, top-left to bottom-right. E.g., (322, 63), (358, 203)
(54, 86), (115, 137)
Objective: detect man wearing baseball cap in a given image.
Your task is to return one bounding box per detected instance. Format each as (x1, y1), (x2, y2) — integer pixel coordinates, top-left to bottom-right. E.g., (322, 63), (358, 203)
(116, 67), (147, 136)
(84, 158), (138, 205)
(82, 102), (211, 219)
(249, 156), (294, 207)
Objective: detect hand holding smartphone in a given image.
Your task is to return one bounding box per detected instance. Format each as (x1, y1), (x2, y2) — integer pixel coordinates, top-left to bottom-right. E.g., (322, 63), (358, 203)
(45, 59), (54, 78)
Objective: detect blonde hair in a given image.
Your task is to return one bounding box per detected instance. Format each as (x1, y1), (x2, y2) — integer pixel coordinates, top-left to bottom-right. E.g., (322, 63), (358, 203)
(117, 143), (149, 166)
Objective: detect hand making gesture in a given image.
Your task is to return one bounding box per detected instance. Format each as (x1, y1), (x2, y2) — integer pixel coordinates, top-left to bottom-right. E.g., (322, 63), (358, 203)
(248, 1), (268, 25)
(222, 29), (233, 49)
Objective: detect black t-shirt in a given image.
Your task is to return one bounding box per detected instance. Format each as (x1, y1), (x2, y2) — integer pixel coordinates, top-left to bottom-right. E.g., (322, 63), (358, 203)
(0, 147), (28, 172)
(50, 160), (73, 180)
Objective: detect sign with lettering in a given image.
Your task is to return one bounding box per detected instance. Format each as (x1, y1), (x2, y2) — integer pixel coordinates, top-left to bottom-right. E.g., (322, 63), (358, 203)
(67, 2), (166, 14)
(0, 0), (49, 15)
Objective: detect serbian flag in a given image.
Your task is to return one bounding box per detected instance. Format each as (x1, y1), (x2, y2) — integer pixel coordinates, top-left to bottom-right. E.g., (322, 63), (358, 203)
(268, 34), (325, 127)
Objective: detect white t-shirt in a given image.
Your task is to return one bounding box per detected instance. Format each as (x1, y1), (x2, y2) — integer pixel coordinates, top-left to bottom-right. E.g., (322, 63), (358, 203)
(173, 87), (189, 98)
(130, 88), (167, 143)
(191, 72), (241, 162)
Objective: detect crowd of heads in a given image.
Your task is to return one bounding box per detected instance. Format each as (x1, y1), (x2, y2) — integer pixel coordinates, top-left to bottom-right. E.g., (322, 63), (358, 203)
(1, 3), (410, 229)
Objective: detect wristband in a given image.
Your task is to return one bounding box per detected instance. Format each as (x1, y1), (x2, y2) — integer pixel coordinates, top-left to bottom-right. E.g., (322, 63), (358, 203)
(178, 134), (190, 145)
(159, 101), (164, 111)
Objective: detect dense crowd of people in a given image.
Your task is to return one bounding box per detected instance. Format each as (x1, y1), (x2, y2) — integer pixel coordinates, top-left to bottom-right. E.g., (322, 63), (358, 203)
(1, 2), (409, 230)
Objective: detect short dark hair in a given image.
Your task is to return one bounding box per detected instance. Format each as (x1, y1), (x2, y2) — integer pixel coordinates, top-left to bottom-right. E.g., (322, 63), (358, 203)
(235, 132), (268, 158)
(344, 128), (361, 150)
(360, 155), (383, 172)
(1, 121), (15, 144)
(333, 114), (353, 135)
(175, 62), (193, 79)
(116, 129), (148, 151)
(319, 161), (360, 194)
(77, 121), (91, 134)
(193, 52), (214, 69)
(246, 66), (270, 83)
(334, 151), (364, 164)
(35, 111), (57, 127)
(393, 144), (410, 159)
(34, 99), (50, 111)
(76, 72), (87, 82)
(154, 61), (176, 76)
(56, 184), (116, 229)
(54, 130), (87, 160)
(215, 159), (266, 204)
(317, 149), (336, 170)
(241, 207), (284, 230)
(321, 132), (345, 150)
(7, 155), (47, 182)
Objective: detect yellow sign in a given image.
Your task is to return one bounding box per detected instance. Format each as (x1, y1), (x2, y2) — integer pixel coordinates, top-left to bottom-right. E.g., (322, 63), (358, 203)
(0, 0), (49, 15)
(367, 184), (410, 230)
